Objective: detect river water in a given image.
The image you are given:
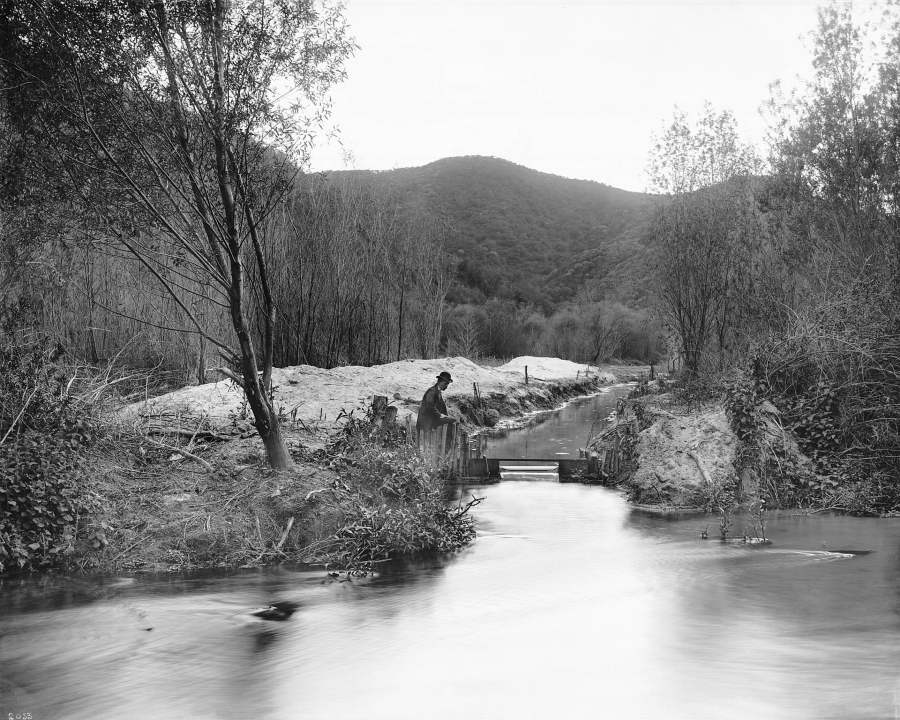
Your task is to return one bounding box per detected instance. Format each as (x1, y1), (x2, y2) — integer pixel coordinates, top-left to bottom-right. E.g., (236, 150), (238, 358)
(2, 392), (900, 720)
(484, 384), (633, 459)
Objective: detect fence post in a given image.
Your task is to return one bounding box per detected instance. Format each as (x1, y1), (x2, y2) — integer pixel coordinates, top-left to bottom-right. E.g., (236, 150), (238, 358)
(459, 431), (469, 476)
(372, 395), (388, 420)
(525, 365), (529, 385)
(436, 425), (446, 466)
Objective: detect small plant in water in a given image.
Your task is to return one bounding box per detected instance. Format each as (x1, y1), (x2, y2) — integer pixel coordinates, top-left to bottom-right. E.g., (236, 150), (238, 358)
(719, 506), (732, 540)
(748, 497), (767, 541)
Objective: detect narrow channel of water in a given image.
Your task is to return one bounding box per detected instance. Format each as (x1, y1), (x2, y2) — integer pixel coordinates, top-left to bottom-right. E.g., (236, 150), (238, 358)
(484, 384), (634, 459)
(2, 387), (900, 719)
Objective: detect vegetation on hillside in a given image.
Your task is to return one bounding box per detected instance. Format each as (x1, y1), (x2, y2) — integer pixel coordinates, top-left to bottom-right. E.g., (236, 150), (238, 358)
(336, 157), (664, 363)
(339, 156), (656, 306)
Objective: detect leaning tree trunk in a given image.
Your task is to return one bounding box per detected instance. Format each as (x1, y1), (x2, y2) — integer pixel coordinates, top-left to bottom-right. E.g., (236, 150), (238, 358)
(229, 283), (293, 470)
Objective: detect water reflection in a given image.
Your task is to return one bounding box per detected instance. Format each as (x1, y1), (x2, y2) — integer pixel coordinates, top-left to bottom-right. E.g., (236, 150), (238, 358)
(2, 483), (900, 719)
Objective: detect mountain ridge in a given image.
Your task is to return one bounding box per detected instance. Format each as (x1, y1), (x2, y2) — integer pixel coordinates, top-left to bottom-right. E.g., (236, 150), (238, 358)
(327, 155), (660, 309)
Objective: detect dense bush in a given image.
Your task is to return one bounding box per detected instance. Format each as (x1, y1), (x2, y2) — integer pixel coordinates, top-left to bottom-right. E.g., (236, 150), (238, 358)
(0, 341), (97, 572)
(303, 407), (478, 570)
(723, 316), (900, 513)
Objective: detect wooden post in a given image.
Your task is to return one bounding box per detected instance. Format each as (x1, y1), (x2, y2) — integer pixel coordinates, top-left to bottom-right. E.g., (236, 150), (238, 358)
(473, 382), (484, 424)
(372, 395), (388, 420)
(525, 365), (529, 385)
(436, 425), (446, 465)
(460, 431), (469, 477)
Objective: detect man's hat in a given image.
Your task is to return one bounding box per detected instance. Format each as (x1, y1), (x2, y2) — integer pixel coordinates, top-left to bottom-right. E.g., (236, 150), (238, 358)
(436, 371), (453, 383)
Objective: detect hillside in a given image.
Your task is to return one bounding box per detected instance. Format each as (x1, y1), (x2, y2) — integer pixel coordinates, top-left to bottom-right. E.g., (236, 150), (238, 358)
(333, 156), (660, 309)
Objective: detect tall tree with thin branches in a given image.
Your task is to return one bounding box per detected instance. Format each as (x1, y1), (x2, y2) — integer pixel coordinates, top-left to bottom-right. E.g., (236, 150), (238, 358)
(648, 105), (761, 374)
(3, 0), (355, 468)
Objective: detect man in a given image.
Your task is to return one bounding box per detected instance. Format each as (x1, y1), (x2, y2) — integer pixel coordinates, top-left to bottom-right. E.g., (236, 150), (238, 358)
(416, 371), (457, 445)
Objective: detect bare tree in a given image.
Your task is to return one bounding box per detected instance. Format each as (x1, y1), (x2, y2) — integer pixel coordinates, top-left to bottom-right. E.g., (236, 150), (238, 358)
(445, 305), (481, 359)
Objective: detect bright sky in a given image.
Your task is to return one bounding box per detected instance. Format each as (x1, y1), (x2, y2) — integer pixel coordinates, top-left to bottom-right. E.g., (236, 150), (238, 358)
(308, 0), (823, 192)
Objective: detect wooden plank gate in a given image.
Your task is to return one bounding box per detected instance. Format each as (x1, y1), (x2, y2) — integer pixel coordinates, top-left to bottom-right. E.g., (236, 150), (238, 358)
(415, 424), (605, 484)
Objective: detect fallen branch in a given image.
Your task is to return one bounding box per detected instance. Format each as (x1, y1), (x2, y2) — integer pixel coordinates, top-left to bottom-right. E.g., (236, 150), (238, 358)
(0, 386), (39, 446)
(276, 516), (295, 551)
(146, 426), (233, 442)
(687, 451), (713, 485)
(216, 366), (244, 387)
(304, 487), (332, 503)
(186, 414), (208, 451)
(112, 530), (155, 561)
(144, 437), (213, 471)
(455, 494), (485, 517)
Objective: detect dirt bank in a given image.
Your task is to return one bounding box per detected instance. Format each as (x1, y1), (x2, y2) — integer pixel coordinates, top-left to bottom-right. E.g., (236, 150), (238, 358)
(588, 386), (740, 513)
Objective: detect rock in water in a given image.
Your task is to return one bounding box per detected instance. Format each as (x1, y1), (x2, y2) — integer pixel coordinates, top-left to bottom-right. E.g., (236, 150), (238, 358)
(251, 601), (299, 621)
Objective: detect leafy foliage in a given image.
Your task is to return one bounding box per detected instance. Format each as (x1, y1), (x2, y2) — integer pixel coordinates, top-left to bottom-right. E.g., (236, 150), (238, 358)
(723, 374), (766, 447)
(0, 341), (97, 572)
(647, 106), (765, 375)
(304, 407), (479, 570)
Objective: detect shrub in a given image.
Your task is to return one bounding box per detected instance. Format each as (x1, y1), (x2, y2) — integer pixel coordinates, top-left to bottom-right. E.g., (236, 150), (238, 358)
(669, 370), (727, 412)
(309, 407), (479, 570)
(0, 341), (97, 572)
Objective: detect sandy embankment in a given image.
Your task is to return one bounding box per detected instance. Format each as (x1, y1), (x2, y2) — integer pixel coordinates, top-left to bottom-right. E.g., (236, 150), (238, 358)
(121, 355), (621, 430)
(621, 400), (737, 509)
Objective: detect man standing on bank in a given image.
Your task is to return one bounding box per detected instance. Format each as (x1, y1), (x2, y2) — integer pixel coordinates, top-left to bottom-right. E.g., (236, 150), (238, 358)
(416, 371), (457, 443)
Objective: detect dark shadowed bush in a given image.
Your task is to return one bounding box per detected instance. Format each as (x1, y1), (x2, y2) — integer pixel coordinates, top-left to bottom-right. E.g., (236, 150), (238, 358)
(305, 407), (478, 570)
(0, 341), (97, 572)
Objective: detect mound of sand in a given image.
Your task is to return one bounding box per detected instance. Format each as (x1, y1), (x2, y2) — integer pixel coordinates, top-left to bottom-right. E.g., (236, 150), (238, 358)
(120, 356), (613, 429)
(497, 356), (613, 382)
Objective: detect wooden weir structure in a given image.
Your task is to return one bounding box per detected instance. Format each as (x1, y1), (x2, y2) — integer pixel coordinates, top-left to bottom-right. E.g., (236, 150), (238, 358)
(414, 422), (630, 485)
(393, 381), (638, 485)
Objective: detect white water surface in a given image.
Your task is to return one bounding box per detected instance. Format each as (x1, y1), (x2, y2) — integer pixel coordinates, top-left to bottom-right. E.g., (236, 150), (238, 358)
(2, 480), (899, 720)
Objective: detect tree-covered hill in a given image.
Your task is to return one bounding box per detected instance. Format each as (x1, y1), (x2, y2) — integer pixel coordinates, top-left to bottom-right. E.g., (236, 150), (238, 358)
(333, 156), (660, 310)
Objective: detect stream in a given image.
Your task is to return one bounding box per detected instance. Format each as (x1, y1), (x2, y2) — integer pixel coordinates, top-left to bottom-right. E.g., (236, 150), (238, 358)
(483, 384), (633, 459)
(2, 390), (899, 720)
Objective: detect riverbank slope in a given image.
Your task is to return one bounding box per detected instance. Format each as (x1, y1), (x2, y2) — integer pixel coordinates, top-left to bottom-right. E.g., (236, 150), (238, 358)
(600, 393), (738, 511)
(601, 381), (895, 520)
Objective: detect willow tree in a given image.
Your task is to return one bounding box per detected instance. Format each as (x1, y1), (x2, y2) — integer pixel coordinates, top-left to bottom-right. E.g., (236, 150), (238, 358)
(4, 0), (355, 468)
(648, 105), (761, 374)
